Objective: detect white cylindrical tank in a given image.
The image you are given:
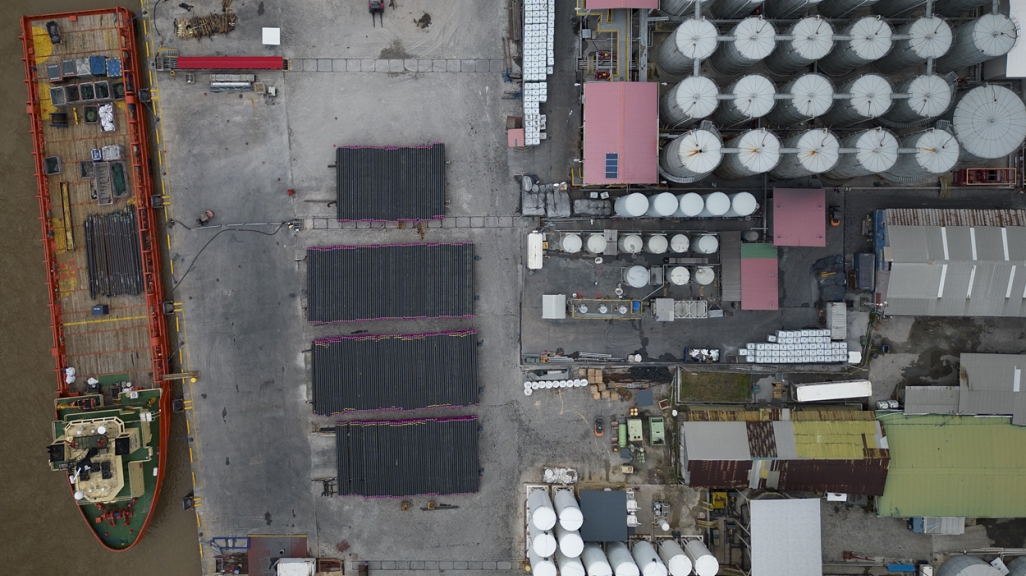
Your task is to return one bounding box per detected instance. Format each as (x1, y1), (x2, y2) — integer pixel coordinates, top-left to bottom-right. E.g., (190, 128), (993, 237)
(554, 524), (584, 558)
(726, 192), (758, 218)
(661, 76), (719, 127)
(709, 17), (776, 76)
(873, 0), (927, 17)
(607, 542), (640, 576)
(554, 490), (584, 531)
(883, 74), (953, 124)
(660, 129), (723, 181)
(767, 73), (834, 126)
(674, 193), (704, 218)
(529, 549), (558, 576)
(764, 0), (821, 20)
(818, 17), (893, 76)
(556, 550), (587, 576)
(660, 0), (697, 16)
(933, 0), (991, 17)
(936, 555), (1002, 576)
(529, 523), (558, 557)
(615, 193), (649, 218)
(764, 17), (834, 76)
(699, 192), (730, 217)
(820, 74), (893, 126)
(692, 234), (719, 254)
(712, 74), (776, 125)
(693, 266), (716, 286)
(826, 128), (899, 180)
(646, 235), (669, 254)
(1006, 557), (1026, 576)
(561, 234), (583, 254)
(935, 14), (1018, 72)
(874, 17), (953, 74)
(818, 0), (878, 18)
(647, 192), (680, 217)
(684, 541), (718, 576)
(582, 543), (614, 576)
(657, 541), (693, 576)
(669, 266), (691, 285)
(657, 18), (720, 76)
(952, 84), (1026, 161)
(632, 542), (668, 576)
(882, 129), (960, 182)
(716, 129), (781, 179)
(529, 490), (557, 531)
(624, 266), (650, 289)
(586, 234), (608, 255)
(709, 0), (765, 18)
(670, 234), (690, 253)
(618, 234), (644, 254)
(771, 128), (841, 178)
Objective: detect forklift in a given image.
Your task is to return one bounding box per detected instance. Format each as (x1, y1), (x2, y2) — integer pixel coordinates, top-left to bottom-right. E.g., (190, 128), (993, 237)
(369, 0), (385, 26)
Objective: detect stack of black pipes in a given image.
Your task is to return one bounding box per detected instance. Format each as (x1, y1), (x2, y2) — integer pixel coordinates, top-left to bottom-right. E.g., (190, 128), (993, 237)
(84, 209), (144, 299)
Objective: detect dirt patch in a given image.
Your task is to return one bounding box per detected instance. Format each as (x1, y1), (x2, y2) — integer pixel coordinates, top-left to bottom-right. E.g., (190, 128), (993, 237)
(378, 39), (412, 60)
(415, 13), (431, 29)
(678, 370), (751, 402)
(981, 519), (1026, 548)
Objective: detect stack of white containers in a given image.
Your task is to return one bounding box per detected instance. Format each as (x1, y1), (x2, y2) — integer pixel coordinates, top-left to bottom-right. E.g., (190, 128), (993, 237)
(524, 379), (590, 396)
(528, 489), (587, 576)
(740, 329), (847, 364)
(523, 0), (555, 146)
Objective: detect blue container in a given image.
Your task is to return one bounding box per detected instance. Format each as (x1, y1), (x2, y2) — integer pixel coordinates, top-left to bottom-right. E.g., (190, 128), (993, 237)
(90, 148), (103, 162)
(89, 55), (107, 76)
(91, 304), (109, 316)
(106, 58), (123, 78)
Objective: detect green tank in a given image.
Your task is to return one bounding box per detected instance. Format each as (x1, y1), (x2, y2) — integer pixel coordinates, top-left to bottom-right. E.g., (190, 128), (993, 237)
(618, 420), (627, 448)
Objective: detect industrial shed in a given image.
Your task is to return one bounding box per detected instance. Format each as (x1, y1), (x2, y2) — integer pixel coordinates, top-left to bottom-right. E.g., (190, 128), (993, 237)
(750, 499), (822, 576)
(583, 82), (659, 185)
(905, 353), (1026, 424)
(579, 490), (629, 542)
(306, 243), (475, 322)
(335, 417), (480, 497)
(311, 330), (479, 415)
(335, 143), (445, 221)
(740, 243), (779, 311)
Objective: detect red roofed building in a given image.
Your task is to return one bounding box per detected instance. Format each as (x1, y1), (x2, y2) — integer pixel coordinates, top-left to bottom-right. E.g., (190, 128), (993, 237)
(583, 82), (659, 185)
(741, 244), (779, 311)
(585, 0), (659, 8)
(773, 188), (827, 247)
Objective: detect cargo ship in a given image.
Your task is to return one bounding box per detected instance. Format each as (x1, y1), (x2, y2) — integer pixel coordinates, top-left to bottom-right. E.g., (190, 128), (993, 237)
(19, 8), (171, 551)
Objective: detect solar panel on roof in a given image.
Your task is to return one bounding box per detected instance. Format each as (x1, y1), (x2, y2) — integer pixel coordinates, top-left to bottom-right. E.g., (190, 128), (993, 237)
(605, 153), (619, 179)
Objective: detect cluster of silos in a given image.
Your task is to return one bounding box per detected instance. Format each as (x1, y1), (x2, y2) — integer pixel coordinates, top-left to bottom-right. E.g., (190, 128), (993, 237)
(715, 129), (781, 179)
(661, 76), (719, 127)
(881, 128), (960, 182)
(820, 74), (893, 126)
(572, 540), (717, 576)
(772, 128), (841, 178)
(712, 74), (776, 126)
(660, 128), (723, 182)
(656, 18), (719, 76)
(621, 230), (722, 289)
(559, 233), (610, 255)
(709, 17), (776, 76)
(818, 17), (893, 76)
(826, 127), (900, 180)
(766, 73), (834, 125)
(529, 490), (587, 576)
(950, 84), (1026, 163)
(614, 191), (750, 219)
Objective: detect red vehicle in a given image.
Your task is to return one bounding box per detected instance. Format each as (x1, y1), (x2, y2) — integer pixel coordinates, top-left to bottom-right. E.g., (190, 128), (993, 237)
(594, 417), (604, 437)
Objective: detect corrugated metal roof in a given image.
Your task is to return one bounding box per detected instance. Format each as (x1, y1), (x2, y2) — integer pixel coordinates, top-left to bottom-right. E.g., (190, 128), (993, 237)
(586, 0), (658, 7)
(741, 243), (779, 259)
(747, 421), (778, 457)
(686, 460), (753, 489)
(583, 82), (659, 184)
(720, 231), (742, 302)
(579, 490), (629, 542)
(336, 144), (446, 221)
(751, 499), (823, 576)
(792, 420), (882, 460)
(904, 386), (959, 414)
(741, 257), (779, 310)
(773, 189), (826, 247)
(959, 353), (1026, 425)
(881, 208), (1026, 227)
(773, 421), (798, 459)
(877, 414), (1026, 518)
(681, 422), (751, 460)
(773, 459), (889, 496)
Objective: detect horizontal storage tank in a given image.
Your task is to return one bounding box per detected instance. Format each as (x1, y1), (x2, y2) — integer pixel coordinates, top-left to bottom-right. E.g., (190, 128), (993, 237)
(935, 14), (1018, 72)
(624, 266), (650, 289)
(883, 74), (953, 124)
(936, 555), (1002, 576)
(820, 74), (893, 126)
(764, 0), (821, 20)
(692, 234), (719, 254)
(826, 128), (899, 180)
(699, 192), (730, 217)
(658, 541), (693, 576)
(710, 17), (776, 76)
(669, 266), (691, 285)
(645, 235), (669, 254)
(874, 17), (953, 74)
(554, 524), (584, 558)
(561, 234), (583, 254)
(675, 192), (704, 218)
(767, 73), (834, 126)
(712, 74), (776, 125)
(882, 129), (960, 182)
(818, 17), (893, 76)
(670, 234), (690, 253)
(657, 18), (719, 76)
(632, 541), (668, 576)
(771, 128), (841, 178)
(615, 193), (649, 218)
(684, 541), (718, 576)
(726, 191), (758, 217)
(529, 490), (557, 531)
(764, 17), (834, 76)
(818, 0), (878, 18)
(647, 192), (680, 217)
(693, 266), (716, 286)
(607, 542), (640, 576)
(529, 549), (558, 576)
(582, 543), (614, 576)
(659, 0), (698, 16)
(716, 129), (780, 179)
(952, 84), (1026, 161)
(933, 0), (991, 17)
(554, 490), (583, 531)
(586, 234), (608, 255)
(874, 0), (927, 17)
(529, 523), (557, 557)
(618, 234), (644, 254)
(556, 550), (587, 576)
(660, 129), (723, 181)
(661, 76), (719, 127)
(709, 0), (765, 18)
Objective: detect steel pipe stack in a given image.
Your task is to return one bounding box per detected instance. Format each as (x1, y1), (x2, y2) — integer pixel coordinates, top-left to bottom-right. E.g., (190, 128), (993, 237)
(764, 17), (835, 76)
(817, 0), (878, 18)
(660, 129), (723, 181)
(715, 129), (781, 179)
(820, 74), (894, 126)
(883, 74), (953, 124)
(712, 74), (776, 125)
(882, 129), (960, 182)
(935, 14), (1018, 72)
(874, 17), (953, 74)
(661, 76), (719, 127)
(84, 209), (145, 299)
(657, 18), (719, 76)
(658, 541), (693, 576)
(764, 0), (821, 19)
(771, 128), (841, 178)
(767, 73), (834, 125)
(818, 17), (893, 76)
(710, 17), (776, 76)
(709, 0), (765, 19)
(826, 127), (900, 180)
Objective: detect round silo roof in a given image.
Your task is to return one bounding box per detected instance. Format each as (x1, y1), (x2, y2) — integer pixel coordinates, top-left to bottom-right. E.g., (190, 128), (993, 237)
(847, 16), (894, 61)
(733, 17), (776, 61)
(953, 84), (1026, 159)
(733, 129), (781, 174)
(937, 556), (1002, 576)
(730, 74), (776, 119)
(790, 17), (835, 61)
(673, 76), (720, 121)
(787, 74), (834, 118)
(675, 129), (723, 174)
(671, 18), (719, 60)
(794, 128), (840, 173)
(853, 128), (899, 173)
(1006, 557), (1026, 576)
(906, 74), (953, 118)
(847, 74), (893, 119)
(908, 17), (953, 58)
(971, 13), (1018, 57)
(913, 129), (960, 174)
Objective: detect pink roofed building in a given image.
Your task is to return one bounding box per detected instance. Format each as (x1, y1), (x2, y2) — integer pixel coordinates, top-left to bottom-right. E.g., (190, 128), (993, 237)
(583, 82), (659, 185)
(773, 188), (827, 247)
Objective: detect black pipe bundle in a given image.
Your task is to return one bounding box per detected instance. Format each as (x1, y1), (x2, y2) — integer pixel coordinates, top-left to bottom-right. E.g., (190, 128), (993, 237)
(84, 209), (145, 298)
(336, 143), (445, 221)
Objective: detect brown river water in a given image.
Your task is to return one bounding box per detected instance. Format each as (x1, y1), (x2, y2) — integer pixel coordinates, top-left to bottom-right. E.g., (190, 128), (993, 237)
(0, 1), (200, 574)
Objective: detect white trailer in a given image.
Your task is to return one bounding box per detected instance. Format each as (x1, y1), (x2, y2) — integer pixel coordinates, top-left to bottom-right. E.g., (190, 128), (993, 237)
(793, 380), (873, 402)
(827, 302), (846, 340)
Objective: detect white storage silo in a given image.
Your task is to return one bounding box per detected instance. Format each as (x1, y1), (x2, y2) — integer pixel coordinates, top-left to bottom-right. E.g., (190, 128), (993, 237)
(618, 234), (644, 254)
(684, 541), (718, 576)
(716, 129), (781, 179)
(661, 76), (719, 127)
(692, 234), (719, 254)
(764, 0), (821, 20)
(669, 266), (691, 286)
(820, 74), (893, 126)
(529, 549), (558, 576)
(874, 17), (953, 74)
(771, 128), (841, 178)
(660, 129), (723, 181)
(709, 17), (776, 76)
(529, 489), (557, 531)
(674, 192), (704, 218)
(825, 128), (899, 180)
(818, 0), (878, 18)
(631, 542), (668, 576)
(933, 0), (991, 17)
(554, 524), (584, 558)
(657, 18), (720, 76)
(561, 234), (583, 254)
(764, 17), (834, 76)
(647, 192), (680, 217)
(818, 17), (893, 76)
(699, 192), (730, 217)
(1007, 557), (1026, 576)
(607, 542), (641, 576)
(693, 266), (716, 286)
(670, 234), (690, 253)
(767, 73), (834, 126)
(935, 14), (1018, 72)
(657, 541), (693, 576)
(556, 550), (587, 576)
(936, 555), (1002, 576)
(660, 0), (697, 16)
(709, 0), (765, 18)
(586, 234), (608, 255)
(712, 74), (776, 126)
(726, 192), (758, 217)
(646, 235), (669, 254)
(529, 523), (558, 557)
(883, 74), (953, 124)
(615, 193), (649, 218)
(951, 84), (1026, 161)
(882, 129), (960, 182)
(624, 266), (650, 289)
(582, 543), (614, 576)
(873, 0), (927, 17)
(554, 490), (584, 531)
